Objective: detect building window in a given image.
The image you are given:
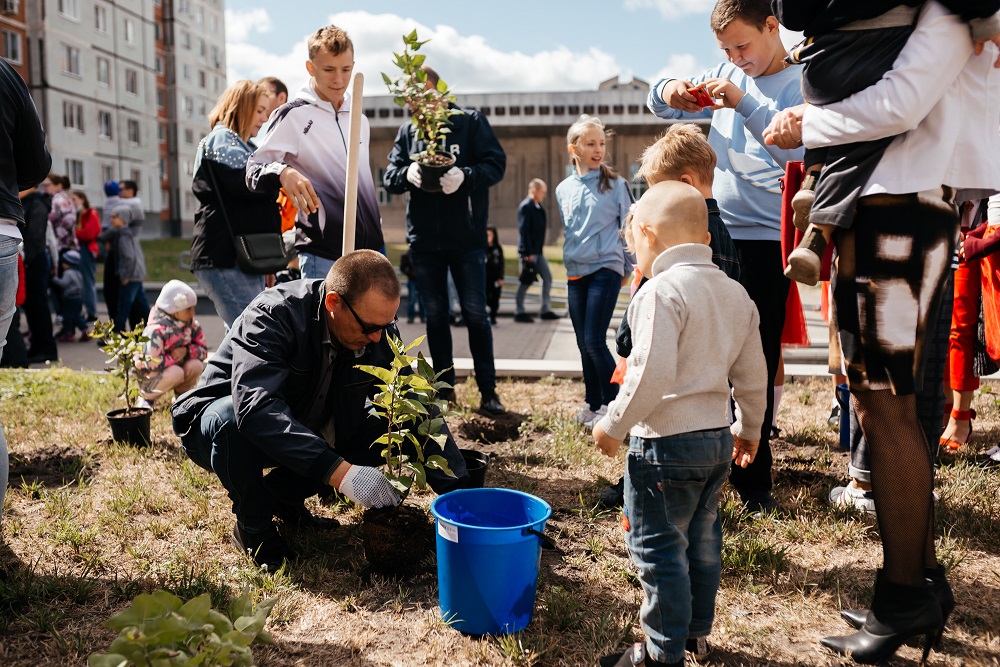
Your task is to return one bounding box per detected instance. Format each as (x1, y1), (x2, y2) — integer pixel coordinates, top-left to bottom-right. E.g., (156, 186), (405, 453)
(155, 56), (163, 75)
(210, 45), (220, 68)
(130, 169), (140, 185)
(210, 14), (218, 33)
(58, 0), (79, 20)
(183, 96), (193, 117)
(198, 70), (205, 88)
(156, 90), (164, 108)
(127, 119), (140, 144)
(125, 68), (138, 95)
(96, 56), (110, 85)
(568, 105), (579, 115)
(101, 164), (114, 184)
(158, 124), (166, 143)
(613, 105), (624, 115)
(598, 105), (609, 115)
(393, 107), (404, 118)
(494, 106), (506, 116)
(509, 106), (520, 116)
(94, 4), (107, 32)
(1, 30), (20, 65)
(213, 76), (221, 92)
(524, 105), (535, 115)
(182, 31), (191, 50)
(2, 1), (20, 15)
(184, 128), (193, 144)
(154, 23), (161, 42)
(159, 159), (167, 181)
(63, 44), (81, 76)
(539, 105), (550, 115)
(628, 104), (640, 114)
(98, 110), (112, 139)
(195, 7), (203, 24)
(583, 104), (595, 114)
(182, 64), (191, 81)
(554, 105), (565, 115)
(179, 0), (189, 13)
(124, 19), (135, 44)
(62, 101), (83, 131)
(66, 159), (84, 185)
(199, 38), (206, 57)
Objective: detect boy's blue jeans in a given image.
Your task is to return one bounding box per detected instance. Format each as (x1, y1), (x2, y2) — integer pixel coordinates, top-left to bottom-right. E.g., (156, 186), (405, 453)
(625, 428), (733, 664)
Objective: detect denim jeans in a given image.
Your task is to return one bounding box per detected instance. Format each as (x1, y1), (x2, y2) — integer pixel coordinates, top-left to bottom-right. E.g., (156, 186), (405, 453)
(410, 247), (497, 398)
(625, 429), (733, 664)
(566, 268), (620, 410)
(515, 254), (553, 315)
(194, 267), (266, 331)
(0, 236), (19, 519)
(79, 247), (98, 319)
(114, 281), (150, 333)
(298, 252), (335, 281)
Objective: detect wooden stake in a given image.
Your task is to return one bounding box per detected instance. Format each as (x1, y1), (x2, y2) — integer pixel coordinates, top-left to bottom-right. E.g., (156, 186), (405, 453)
(342, 71), (364, 256)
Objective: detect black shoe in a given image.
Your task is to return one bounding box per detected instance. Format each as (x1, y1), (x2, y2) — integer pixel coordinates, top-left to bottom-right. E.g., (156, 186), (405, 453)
(841, 565), (955, 647)
(27, 352), (57, 364)
(86, 314), (98, 323)
(600, 642), (680, 667)
(539, 311), (560, 320)
(822, 570), (943, 664)
(480, 395), (506, 415)
(597, 477), (625, 508)
(232, 523), (296, 572)
(741, 492), (779, 515)
(513, 313), (534, 323)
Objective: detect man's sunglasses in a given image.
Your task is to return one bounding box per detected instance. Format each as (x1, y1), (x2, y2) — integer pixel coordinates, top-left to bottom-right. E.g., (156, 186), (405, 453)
(339, 294), (397, 335)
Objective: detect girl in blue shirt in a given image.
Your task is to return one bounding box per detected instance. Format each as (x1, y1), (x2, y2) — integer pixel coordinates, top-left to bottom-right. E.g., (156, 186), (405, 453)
(556, 115), (632, 426)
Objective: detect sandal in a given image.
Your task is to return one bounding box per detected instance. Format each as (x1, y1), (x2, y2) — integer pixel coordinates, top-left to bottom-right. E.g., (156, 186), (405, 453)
(939, 408), (976, 451)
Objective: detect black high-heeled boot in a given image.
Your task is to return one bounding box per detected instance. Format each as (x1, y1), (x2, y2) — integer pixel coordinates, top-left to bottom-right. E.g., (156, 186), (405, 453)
(822, 570), (943, 665)
(840, 565), (954, 642)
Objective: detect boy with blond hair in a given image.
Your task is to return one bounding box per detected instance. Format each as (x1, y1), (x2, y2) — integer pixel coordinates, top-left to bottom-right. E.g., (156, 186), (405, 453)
(596, 181), (767, 667)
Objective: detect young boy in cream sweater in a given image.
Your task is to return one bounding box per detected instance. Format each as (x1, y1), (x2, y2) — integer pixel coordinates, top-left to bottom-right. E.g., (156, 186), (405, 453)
(594, 181), (767, 667)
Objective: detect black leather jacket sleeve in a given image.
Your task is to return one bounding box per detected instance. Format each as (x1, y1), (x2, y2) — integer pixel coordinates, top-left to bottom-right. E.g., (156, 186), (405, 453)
(1, 59), (51, 228)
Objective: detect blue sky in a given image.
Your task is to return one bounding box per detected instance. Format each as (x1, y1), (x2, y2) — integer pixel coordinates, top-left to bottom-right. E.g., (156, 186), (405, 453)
(223, 1), (800, 96)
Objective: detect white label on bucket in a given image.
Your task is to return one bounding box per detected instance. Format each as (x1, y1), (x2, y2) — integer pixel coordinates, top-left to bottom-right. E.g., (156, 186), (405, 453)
(438, 521), (458, 543)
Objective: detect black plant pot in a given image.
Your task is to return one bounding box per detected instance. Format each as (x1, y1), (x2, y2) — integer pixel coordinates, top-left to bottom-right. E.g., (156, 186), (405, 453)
(107, 407), (152, 447)
(417, 152), (457, 193)
(460, 448), (490, 488)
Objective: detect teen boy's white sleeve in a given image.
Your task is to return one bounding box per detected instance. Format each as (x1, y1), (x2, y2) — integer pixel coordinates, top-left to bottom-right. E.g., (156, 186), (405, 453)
(246, 108), (301, 192)
(601, 289), (681, 441)
(728, 304), (768, 441)
(801, 5), (971, 149)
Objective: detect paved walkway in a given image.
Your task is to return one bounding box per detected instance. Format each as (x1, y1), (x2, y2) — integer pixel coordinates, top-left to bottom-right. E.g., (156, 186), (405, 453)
(20, 281), (833, 379)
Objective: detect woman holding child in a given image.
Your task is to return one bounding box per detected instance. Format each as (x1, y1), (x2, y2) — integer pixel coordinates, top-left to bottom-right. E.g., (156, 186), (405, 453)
(190, 80), (278, 330)
(767, 2), (1000, 663)
(556, 115), (633, 427)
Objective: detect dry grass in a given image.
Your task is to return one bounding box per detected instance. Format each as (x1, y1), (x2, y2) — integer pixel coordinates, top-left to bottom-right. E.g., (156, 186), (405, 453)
(1, 368), (999, 666)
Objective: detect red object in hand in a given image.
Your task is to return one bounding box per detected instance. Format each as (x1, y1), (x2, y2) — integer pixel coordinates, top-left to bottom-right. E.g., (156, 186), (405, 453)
(687, 87), (715, 107)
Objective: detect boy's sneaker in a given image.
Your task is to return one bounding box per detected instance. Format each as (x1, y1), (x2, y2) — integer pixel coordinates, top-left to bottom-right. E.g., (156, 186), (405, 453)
(686, 636), (712, 661)
(600, 642), (682, 667)
(829, 483), (876, 514)
(575, 406), (598, 425)
(828, 404), (841, 426)
(791, 173), (817, 231)
(585, 405), (609, 427)
(784, 226), (827, 286)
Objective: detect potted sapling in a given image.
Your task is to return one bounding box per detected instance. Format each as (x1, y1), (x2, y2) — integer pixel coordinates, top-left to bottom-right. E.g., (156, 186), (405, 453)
(91, 320), (154, 447)
(382, 29), (461, 192)
(356, 334), (457, 575)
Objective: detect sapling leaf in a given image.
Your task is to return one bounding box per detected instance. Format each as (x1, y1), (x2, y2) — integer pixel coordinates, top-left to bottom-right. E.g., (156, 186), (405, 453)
(178, 593), (212, 623)
(87, 654), (129, 667)
(404, 335), (426, 352)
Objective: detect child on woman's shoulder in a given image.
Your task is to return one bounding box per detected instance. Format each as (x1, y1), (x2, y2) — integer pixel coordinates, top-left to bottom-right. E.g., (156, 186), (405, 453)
(594, 181), (767, 667)
(135, 280), (208, 409)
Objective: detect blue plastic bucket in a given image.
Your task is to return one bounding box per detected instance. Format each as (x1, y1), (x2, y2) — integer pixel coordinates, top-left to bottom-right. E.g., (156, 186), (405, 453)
(430, 488), (552, 635)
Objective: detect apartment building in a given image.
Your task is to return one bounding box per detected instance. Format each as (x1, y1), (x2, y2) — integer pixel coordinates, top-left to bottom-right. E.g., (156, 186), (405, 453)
(1, 0), (28, 82)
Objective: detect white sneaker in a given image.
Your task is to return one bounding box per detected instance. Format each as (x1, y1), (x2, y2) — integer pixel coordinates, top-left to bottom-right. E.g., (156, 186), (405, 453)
(585, 405), (609, 428)
(574, 406), (597, 425)
(830, 484), (876, 514)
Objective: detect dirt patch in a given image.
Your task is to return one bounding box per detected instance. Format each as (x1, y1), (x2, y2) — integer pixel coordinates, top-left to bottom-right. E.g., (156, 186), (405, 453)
(457, 412), (523, 444)
(7, 445), (96, 490)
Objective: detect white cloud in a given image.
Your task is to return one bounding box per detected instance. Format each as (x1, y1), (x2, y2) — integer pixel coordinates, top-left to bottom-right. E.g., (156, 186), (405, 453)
(225, 9), (633, 96)
(648, 53), (710, 83)
(623, 0), (716, 19)
(223, 8), (272, 43)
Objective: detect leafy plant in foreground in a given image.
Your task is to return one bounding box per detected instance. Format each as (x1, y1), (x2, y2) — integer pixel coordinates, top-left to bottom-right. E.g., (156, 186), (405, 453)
(88, 589), (275, 667)
(91, 320), (154, 414)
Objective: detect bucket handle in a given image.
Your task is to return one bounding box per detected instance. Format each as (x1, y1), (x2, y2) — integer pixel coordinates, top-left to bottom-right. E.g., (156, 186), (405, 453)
(525, 527), (557, 551)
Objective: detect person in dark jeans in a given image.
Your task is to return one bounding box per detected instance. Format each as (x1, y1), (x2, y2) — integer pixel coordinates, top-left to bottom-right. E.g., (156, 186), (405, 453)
(20, 187), (57, 363)
(383, 65), (507, 414)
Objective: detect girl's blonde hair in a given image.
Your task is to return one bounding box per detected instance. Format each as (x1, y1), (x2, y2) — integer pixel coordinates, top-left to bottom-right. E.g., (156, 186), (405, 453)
(566, 115), (619, 194)
(208, 80), (268, 141)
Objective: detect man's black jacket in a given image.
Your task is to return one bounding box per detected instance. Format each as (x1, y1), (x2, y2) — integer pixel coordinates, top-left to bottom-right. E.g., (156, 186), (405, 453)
(517, 196), (547, 257)
(1, 59), (51, 228)
(171, 279), (468, 490)
(383, 104), (506, 252)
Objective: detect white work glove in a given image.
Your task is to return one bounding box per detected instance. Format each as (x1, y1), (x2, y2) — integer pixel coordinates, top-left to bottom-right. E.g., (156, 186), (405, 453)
(440, 167), (465, 195)
(338, 465), (401, 508)
(406, 162), (422, 188)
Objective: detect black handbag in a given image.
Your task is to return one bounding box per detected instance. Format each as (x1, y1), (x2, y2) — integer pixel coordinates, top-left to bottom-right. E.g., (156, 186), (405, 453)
(206, 162), (292, 275)
(519, 257), (538, 285)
